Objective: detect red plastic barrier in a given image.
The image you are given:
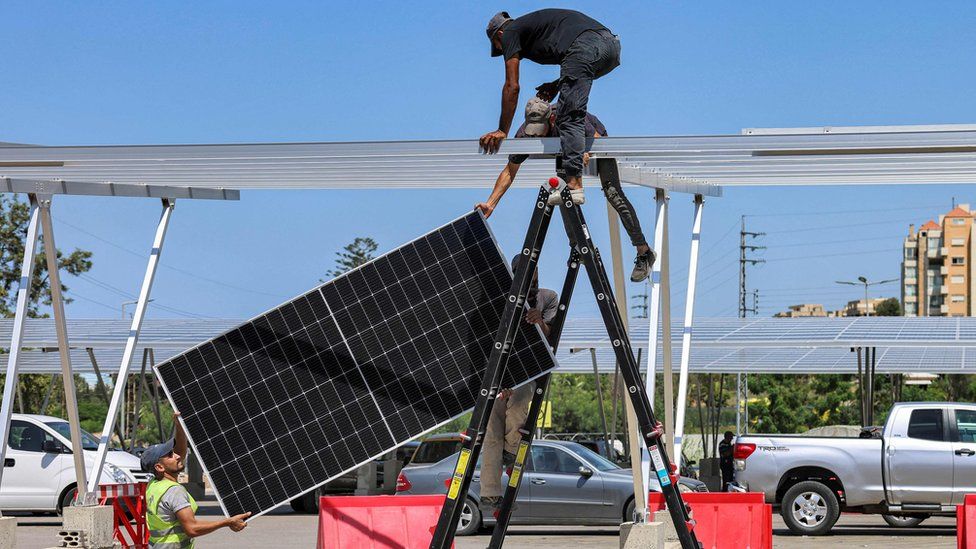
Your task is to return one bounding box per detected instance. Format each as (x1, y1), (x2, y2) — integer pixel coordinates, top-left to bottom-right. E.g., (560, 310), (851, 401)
(648, 492), (771, 549)
(960, 494), (976, 549)
(317, 495), (453, 549)
(93, 483), (148, 549)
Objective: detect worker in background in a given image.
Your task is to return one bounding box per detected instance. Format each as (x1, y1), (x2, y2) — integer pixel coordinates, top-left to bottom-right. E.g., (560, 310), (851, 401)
(479, 256), (558, 512)
(475, 96), (655, 282)
(718, 431), (735, 492)
(142, 413), (250, 547)
(481, 8), (620, 208)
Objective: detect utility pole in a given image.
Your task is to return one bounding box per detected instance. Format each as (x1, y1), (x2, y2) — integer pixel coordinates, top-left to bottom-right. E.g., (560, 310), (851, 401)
(736, 217), (764, 437)
(631, 281), (649, 319)
(739, 216), (765, 318)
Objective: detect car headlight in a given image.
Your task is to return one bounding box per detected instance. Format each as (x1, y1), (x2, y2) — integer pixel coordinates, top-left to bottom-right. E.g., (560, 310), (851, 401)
(104, 463), (132, 484)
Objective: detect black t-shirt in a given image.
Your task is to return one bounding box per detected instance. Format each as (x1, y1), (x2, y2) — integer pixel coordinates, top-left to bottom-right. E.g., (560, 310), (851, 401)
(719, 439), (734, 469)
(508, 112), (608, 165)
(501, 9), (609, 65)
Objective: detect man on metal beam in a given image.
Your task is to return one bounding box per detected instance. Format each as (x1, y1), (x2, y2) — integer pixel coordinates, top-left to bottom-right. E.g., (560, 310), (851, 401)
(479, 256), (558, 512)
(476, 96), (655, 282)
(142, 413), (251, 547)
(481, 9), (618, 201)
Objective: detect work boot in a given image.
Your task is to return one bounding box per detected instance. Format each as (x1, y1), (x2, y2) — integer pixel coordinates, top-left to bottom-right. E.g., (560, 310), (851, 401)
(480, 496), (503, 510)
(630, 249), (656, 283)
(546, 188), (585, 206)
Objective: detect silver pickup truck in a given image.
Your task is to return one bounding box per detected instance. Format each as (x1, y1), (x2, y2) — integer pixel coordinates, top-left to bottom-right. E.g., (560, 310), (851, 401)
(734, 401), (976, 535)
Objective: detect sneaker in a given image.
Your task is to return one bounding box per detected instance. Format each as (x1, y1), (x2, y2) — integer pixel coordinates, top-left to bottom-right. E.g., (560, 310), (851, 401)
(630, 249), (656, 282)
(546, 188), (585, 206)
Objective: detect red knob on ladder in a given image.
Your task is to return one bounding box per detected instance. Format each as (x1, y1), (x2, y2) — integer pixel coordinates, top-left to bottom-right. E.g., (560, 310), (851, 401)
(548, 177), (560, 188)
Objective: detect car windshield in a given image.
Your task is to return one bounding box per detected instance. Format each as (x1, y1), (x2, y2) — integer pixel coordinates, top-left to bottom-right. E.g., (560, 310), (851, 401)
(568, 443), (619, 472)
(44, 422), (100, 451)
(411, 439), (461, 464)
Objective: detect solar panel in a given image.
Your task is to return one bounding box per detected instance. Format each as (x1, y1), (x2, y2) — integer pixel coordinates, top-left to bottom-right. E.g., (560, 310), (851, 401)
(154, 212), (556, 518)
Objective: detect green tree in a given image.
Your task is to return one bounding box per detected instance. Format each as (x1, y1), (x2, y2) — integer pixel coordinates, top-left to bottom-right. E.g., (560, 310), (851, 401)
(874, 297), (902, 316)
(0, 195), (95, 420)
(324, 237), (378, 279)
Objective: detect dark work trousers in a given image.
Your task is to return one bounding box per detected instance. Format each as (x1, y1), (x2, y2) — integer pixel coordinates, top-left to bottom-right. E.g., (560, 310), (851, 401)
(596, 158), (648, 247)
(556, 30), (621, 178)
(721, 466), (735, 492)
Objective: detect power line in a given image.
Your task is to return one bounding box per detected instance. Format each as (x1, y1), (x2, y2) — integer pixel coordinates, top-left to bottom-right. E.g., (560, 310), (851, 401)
(763, 248), (900, 262)
(764, 219), (908, 235)
(75, 273), (209, 319)
(747, 203), (948, 218)
(54, 217), (288, 299)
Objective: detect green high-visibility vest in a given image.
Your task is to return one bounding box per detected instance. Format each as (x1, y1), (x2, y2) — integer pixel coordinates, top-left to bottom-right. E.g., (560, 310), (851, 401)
(146, 478), (198, 548)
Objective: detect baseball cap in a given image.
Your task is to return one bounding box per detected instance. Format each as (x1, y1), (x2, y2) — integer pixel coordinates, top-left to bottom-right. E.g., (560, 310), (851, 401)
(486, 11), (512, 57)
(140, 438), (175, 473)
(523, 97), (552, 137)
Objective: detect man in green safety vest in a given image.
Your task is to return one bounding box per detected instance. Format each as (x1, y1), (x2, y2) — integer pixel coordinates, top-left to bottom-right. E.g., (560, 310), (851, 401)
(142, 413), (250, 547)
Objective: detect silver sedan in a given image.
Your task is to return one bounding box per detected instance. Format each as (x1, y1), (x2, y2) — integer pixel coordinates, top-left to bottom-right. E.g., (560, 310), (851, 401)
(395, 439), (706, 535)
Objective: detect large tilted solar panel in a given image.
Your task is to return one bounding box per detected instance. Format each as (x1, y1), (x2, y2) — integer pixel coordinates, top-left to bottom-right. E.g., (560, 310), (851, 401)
(155, 212), (556, 517)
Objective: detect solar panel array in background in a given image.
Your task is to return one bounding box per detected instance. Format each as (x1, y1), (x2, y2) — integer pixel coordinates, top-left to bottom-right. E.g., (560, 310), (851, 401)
(155, 212), (555, 517)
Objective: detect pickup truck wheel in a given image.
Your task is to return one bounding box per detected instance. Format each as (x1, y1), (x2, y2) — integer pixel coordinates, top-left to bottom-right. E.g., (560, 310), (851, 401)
(455, 497), (481, 536)
(882, 514), (928, 528)
(781, 481), (840, 536)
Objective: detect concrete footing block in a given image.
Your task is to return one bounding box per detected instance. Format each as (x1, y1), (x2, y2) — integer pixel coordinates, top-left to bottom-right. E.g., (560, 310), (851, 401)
(62, 505), (114, 549)
(0, 516), (16, 549)
(619, 521), (664, 549)
(653, 510), (680, 544)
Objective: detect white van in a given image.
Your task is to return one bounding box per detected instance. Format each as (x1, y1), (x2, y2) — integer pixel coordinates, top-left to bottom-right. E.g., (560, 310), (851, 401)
(0, 414), (151, 513)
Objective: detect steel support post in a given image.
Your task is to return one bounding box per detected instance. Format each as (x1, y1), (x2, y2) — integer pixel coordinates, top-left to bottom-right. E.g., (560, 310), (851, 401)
(589, 348), (611, 457)
(37, 196), (91, 503)
(660, 203), (675, 453)
(604, 198), (644, 517)
(557, 186), (699, 549)
(41, 374), (58, 414)
(88, 199), (174, 493)
(673, 195), (704, 463)
(126, 350), (150, 449)
(148, 349), (164, 440)
(641, 187), (672, 516)
(0, 195), (42, 505)
(87, 349), (126, 446)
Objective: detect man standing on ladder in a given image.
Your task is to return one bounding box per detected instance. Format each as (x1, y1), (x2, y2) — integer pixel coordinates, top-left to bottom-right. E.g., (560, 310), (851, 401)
(476, 95), (655, 282)
(481, 9), (618, 198)
(142, 413), (250, 547)
(479, 257), (558, 512)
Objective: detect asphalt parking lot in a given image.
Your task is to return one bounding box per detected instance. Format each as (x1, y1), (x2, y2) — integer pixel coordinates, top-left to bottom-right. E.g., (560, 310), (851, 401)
(13, 496), (958, 548)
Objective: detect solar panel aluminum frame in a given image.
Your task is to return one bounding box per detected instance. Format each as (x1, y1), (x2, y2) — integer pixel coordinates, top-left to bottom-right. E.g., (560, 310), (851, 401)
(153, 211), (557, 519)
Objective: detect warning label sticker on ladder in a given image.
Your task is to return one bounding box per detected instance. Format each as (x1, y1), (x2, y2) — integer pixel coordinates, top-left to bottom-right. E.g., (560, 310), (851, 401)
(649, 445), (671, 487)
(447, 449), (471, 500)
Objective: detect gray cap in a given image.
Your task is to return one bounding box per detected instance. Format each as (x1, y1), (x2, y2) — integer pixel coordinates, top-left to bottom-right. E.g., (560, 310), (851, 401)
(140, 438), (175, 473)
(486, 11), (512, 57)
(523, 97), (552, 137)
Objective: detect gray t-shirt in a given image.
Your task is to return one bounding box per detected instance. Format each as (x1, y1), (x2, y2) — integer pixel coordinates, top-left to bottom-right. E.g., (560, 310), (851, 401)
(532, 288), (559, 325)
(156, 483), (193, 523)
(509, 112), (607, 165)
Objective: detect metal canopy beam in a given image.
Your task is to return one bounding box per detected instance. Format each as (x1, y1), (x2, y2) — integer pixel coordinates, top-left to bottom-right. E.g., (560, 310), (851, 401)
(3, 124), (976, 189)
(0, 177), (238, 200)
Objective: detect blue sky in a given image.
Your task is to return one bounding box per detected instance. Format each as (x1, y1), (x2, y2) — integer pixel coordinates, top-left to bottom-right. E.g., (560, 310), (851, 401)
(3, 1), (976, 321)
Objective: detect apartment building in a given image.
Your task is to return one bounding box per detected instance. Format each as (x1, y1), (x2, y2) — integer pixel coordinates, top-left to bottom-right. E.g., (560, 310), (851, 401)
(774, 304), (829, 317)
(902, 205), (976, 316)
